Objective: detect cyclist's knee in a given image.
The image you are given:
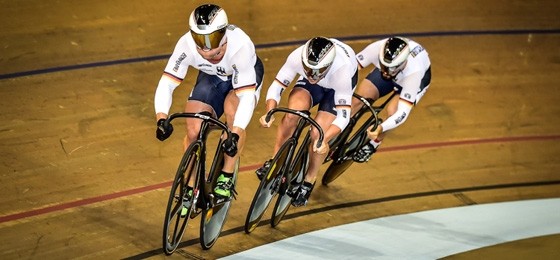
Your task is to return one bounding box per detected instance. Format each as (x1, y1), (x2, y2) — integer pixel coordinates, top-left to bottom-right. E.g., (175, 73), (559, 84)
(185, 126), (200, 142)
(281, 113), (300, 126)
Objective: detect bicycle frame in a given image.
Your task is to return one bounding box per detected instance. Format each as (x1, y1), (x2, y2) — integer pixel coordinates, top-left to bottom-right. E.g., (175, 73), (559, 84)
(166, 112), (234, 207)
(244, 108), (324, 233)
(321, 92), (396, 185)
(162, 112), (237, 254)
(330, 92), (396, 160)
(264, 108), (324, 185)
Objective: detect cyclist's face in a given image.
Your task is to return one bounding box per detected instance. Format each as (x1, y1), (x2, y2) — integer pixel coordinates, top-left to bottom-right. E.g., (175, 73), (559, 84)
(380, 60), (407, 80)
(196, 43), (227, 64)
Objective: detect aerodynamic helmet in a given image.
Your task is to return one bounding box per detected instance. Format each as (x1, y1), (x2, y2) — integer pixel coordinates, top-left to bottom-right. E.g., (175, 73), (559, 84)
(379, 37), (410, 76)
(189, 4), (228, 50)
(301, 37), (336, 82)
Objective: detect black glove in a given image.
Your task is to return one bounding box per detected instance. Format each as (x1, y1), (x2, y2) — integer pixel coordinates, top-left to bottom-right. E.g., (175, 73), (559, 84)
(156, 118), (173, 141)
(222, 133), (240, 157)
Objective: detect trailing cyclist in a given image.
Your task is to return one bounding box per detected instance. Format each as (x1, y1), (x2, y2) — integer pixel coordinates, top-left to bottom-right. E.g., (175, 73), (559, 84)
(257, 37), (358, 206)
(352, 36), (432, 163)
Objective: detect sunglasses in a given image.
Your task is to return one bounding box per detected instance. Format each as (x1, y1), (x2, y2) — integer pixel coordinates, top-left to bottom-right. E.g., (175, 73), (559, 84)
(191, 28), (226, 51)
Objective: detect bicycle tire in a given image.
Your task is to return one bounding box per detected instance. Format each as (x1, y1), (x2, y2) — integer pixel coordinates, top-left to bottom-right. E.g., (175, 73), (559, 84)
(244, 141), (292, 234)
(321, 157), (354, 185)
(271, 144), (308, 227)
(321, 126), (370, 186)
(199, 157), (238, 250)
(162, 142), (201, 255)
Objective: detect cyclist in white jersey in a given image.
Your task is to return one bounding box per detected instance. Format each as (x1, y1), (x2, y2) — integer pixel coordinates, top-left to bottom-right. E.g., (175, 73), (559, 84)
(154, 4), (264, 203)
(257, 37), (358, 206)
(352, 36), (431, 162)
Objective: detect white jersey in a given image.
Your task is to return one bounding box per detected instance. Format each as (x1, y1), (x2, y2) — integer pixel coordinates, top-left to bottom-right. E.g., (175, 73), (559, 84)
(356, 38), (431, 133)
(270, 38), (357, 108)
(154, 25), (259, 129)
(356, 38), (430, 104)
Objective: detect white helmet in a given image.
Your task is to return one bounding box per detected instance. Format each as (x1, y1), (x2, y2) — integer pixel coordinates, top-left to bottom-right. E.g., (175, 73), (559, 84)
(301, 37), (336, 82)
(379, 37), (410, 77)
(189, 4), (228, 50)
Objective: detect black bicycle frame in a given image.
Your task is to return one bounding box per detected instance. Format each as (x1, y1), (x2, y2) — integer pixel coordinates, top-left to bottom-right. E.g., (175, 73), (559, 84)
(327, 92), (396, 163)
(165, 112), (234, 207)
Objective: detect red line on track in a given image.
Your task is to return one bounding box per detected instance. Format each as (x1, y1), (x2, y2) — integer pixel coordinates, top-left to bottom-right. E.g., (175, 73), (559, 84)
(1, 134), (559, 224)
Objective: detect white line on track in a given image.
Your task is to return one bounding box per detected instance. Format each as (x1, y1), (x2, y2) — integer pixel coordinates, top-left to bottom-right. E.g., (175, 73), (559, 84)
(221, 198), (560, 259)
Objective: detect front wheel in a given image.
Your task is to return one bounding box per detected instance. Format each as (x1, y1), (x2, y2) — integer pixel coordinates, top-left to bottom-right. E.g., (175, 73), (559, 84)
(321, 121), (373, 186)
(271, 145), (308, 227)
(321, 158), (354, 186)
(244, 141), (292, 233)
(199, 159), (239, 250)
(162, 143), (201, 255)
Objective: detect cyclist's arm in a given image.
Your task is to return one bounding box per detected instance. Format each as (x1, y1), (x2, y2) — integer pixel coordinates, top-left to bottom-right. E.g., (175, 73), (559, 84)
(233, 84), (257, 129)
(231, 46), (259, 130)
(154, 73), (182, 119)
(330, 68), (354, 133)
(325, 104), (351, 142)
(265, 49), (300, 108)
(380, 71), (423, 132)
(265, 79), (286, 109)
(379, 99), (413, 132)
(154, 34), (192, 119)
(356, 39), (384, 69)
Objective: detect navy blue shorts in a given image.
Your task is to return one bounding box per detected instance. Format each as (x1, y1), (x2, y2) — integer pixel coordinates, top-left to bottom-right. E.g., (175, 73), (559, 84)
(293, 70), (358, 116)
(365, 67), (431, 98)
(188, 57), (264, 117)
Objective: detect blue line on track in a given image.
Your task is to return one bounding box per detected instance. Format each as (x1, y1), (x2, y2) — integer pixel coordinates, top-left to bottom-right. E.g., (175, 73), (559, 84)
(1, 29), (559, 80)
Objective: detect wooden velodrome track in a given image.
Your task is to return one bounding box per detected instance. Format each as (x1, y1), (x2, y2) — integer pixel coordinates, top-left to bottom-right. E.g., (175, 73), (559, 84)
(1, 0), (559, 259)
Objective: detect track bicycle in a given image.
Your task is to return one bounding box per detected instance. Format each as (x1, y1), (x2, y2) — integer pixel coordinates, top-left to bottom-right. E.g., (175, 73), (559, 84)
(244, 108), (324, 233)
(162, 112), (239, 254)
(321, 91), (397, 185)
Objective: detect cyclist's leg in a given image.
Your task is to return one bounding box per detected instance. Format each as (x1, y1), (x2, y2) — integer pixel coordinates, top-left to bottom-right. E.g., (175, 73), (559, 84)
(255, 86), (312, 178)
(292, 111), (334, 207)
(188, 72), (236, 198)
(353, 68), (397, 162)
(217, 57), (265, 197)
(183, 101), (214, 150)
(278, 87), (313, 148)
(182, 73), (218, 188)
(292, 84), (335, 206)
(223, 56), (265, 173)
(351, 73), (380, 117)
(186, 72), (225, 150)
(305, 110), (336, 184)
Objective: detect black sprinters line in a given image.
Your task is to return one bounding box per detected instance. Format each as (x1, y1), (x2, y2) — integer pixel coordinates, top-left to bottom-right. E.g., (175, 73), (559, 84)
(2, 29), (560, 80)
(122, 179), (560, 260)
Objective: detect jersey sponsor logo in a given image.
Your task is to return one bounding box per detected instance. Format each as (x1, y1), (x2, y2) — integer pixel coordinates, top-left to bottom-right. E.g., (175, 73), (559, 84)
(338, 99), (347, 105)
(404, 93), (411, 100)
(217, 66), (227, 76)
(410, 45), (425, 57)
(394, 111), (406, 124)
(283, 80), (290, 86)
(357, 54), (364, 61)
(334, 42), (350, 58)
(173, 53), (187, 72)
(231, 64), (239, 84)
